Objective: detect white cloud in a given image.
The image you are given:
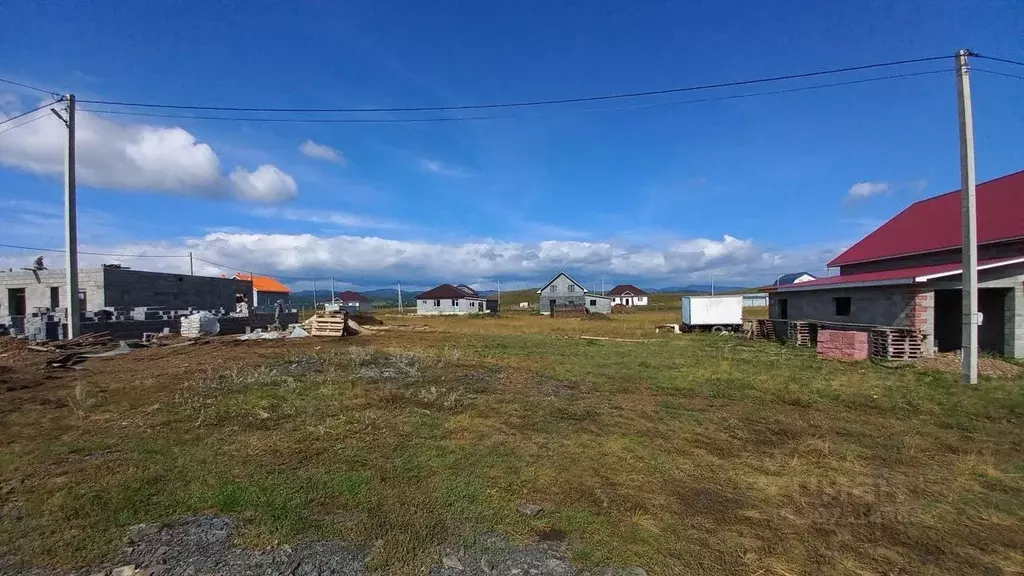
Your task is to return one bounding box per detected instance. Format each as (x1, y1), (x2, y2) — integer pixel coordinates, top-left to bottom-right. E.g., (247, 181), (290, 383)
(418, 158), (469, 178)
(0, 103), (297, 203)
(251, 206), (405, 230)
(229, 165), (298, 203)
(299, 140), (346, 165)
(846, 181), (891, 200)
(0, 230), (818, 289)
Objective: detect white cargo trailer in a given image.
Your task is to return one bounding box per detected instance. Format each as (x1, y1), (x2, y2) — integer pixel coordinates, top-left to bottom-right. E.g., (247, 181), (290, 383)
(681, 295), (744, 331)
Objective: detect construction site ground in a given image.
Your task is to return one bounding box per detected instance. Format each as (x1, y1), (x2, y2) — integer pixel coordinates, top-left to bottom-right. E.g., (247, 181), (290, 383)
(1, 309), (1023, 575)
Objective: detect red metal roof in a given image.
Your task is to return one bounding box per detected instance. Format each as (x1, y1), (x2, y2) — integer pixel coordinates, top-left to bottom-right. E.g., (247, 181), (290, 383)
(607, 284), (648, 296)
(829, 170), (1024, 267)
(334, 290), (369, 303)
(415, 284), (486, 300)
(777, 256), (1024, 291)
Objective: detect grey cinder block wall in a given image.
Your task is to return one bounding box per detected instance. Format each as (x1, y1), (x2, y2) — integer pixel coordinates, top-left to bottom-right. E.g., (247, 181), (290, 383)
(0, 267), (252, 314)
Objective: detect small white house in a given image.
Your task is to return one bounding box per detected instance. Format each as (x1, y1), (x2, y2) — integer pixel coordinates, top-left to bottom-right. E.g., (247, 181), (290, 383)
(415, 284), (489, 315)
(606, 284), (649, 306)
(774, 272), (817, 286)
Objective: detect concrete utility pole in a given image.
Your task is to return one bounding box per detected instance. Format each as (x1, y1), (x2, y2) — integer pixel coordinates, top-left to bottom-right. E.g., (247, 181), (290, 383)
(331, 276), (336, 303)
(497, 280), (501, 309)
(51, 94), (79, 338)
(312, 278), (317, 309)
(397, 281), (404, 314)
(956, 49), (979, 385)
(188, 252), (194, 275)
(711, 272), (715, 296)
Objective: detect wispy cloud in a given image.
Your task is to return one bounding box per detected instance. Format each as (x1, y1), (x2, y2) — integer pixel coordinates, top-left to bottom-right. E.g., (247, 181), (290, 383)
(299, 140), (347, 165)
(251, 207), (407, 230)
(418, 158), (469, 178)
(846, 181), (891, 200)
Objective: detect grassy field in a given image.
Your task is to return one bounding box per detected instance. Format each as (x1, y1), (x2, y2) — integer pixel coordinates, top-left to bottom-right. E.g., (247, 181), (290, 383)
(1, 309), (1022, 574)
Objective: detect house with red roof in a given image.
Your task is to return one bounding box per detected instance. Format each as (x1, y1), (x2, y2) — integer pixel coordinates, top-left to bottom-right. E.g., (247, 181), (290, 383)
(607, 284), (649, 307)
(768, 170), (1024, 357)
(331, 290), (373, 313)
(415, 284), (490, 315)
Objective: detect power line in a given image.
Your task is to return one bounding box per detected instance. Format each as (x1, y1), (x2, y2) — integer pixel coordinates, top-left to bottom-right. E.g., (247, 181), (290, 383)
(78, 55), (951, 113)
(0, 112), (53, 137)
(0, 99), (63, 128)
(0, 76), (60, 97)
(975, 54), (1024, 68)
(80, 69), (949, 125)
(79, 108), (515, 123)
(190, 256), (313, 281)
(973, 68), (1024, 81)
(0, 243), (187, 258)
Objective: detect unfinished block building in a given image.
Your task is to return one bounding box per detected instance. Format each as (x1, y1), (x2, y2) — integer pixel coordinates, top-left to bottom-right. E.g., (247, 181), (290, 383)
(768, 170), (1024, 358)
(0, 266), (252, 317)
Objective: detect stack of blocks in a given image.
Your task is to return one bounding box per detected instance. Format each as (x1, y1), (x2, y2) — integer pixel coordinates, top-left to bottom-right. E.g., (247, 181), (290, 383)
(816, 329), (869, 361)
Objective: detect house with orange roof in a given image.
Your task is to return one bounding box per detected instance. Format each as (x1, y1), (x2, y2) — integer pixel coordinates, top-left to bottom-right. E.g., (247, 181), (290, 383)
(234, 273), (291, 308)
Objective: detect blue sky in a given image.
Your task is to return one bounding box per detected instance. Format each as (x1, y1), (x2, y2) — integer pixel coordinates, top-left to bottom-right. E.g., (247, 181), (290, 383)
(1, 0), (1022, 291)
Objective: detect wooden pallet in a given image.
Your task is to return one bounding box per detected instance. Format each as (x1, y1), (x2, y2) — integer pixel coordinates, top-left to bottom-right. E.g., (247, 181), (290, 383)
(755, 319), (775, 340)
(870, 328), (924, 360)
(789, 321), (816, 347)
(310, 316), (347, 337)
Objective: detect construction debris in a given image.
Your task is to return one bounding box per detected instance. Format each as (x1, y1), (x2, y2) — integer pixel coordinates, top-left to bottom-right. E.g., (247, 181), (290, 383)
(305, 312), (364, 337)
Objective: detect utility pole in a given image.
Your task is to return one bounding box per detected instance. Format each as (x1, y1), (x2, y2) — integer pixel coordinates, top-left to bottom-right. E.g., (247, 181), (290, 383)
(497, 280), (501, 310)
(51, 94), (79, 338)
(397, 281), (404, 314)
(711, 272), (715, 296)
(956, 48), (979, 385)
(312, 278), (317, 309)
(188, 252), (194, 276)
(331, 276), (336, 303)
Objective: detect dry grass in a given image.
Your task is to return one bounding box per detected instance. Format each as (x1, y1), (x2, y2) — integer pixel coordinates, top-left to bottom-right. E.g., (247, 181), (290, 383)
(1, 310), (1022, 575)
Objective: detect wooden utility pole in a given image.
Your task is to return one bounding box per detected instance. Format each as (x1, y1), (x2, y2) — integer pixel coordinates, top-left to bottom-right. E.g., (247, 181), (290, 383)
(51, 94), (79, 338)
(956, 49), (979, 385)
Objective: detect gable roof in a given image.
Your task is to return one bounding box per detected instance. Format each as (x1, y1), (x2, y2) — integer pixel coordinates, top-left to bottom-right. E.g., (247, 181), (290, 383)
(234, 273), (290, 293)
(334, 290), (370, 303)
(455, 284), (479, 296)
(536, 271), (587, 294)
(774, 272), (816, 286)
(607, 284), (647, 296)
(830, 170), (1024, 267)
(415, 284), (486, 300)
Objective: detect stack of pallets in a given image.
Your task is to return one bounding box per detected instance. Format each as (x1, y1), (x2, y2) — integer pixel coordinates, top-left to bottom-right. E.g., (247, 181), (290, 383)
(870, 328), (924, 360)
(756, 319), (776, 339)
(309, 315), (347, 337)
(789, 321), (816, 347)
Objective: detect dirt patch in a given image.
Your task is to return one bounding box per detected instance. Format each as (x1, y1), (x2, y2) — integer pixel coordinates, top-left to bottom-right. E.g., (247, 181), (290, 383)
(917, 353), (1023, 378)
(350, 314), (384, 326)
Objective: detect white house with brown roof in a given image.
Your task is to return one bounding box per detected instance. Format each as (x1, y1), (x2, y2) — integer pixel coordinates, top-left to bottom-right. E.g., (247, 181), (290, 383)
(607, 284), (649, 306)
(415, 284), (489, 315)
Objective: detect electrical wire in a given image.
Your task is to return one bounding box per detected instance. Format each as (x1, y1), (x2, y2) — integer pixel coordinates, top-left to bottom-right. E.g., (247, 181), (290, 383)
(975, 54), (1024, 68)
(973, 68), (1024, 81)
(0, 99), (63, 128)
(0, 112), (52, 137)
(80, 69), (949, 124)
(0, 76), (60, 97)
(78, 55), (952, 113)
(0, 243), (187, 258)
(190, 256), (313, 281)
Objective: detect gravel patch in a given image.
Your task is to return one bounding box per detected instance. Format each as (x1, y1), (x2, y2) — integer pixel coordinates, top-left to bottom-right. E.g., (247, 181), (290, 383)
(1, 517), (647, 576)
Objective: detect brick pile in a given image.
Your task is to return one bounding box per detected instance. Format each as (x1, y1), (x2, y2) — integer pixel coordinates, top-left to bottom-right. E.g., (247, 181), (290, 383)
(816, 329), (869, 361)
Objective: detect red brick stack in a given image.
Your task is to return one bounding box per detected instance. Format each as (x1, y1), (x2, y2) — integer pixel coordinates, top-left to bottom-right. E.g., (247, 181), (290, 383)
(816, 329), (869, 361)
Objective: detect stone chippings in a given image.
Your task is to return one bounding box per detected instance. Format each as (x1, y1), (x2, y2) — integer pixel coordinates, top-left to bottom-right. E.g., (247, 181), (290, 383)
(0, 516), (649, 576)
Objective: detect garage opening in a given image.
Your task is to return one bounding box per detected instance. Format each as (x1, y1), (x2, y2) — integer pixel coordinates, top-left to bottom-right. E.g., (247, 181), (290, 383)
(933, 288), (1008, 354)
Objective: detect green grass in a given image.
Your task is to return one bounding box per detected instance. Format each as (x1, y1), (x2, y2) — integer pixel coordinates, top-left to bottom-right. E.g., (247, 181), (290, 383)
(1, 324), (1023, 574)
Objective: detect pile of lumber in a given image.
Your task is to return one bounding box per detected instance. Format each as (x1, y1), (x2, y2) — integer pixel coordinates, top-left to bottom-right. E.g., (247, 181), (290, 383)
(28, 331), (112, 353)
